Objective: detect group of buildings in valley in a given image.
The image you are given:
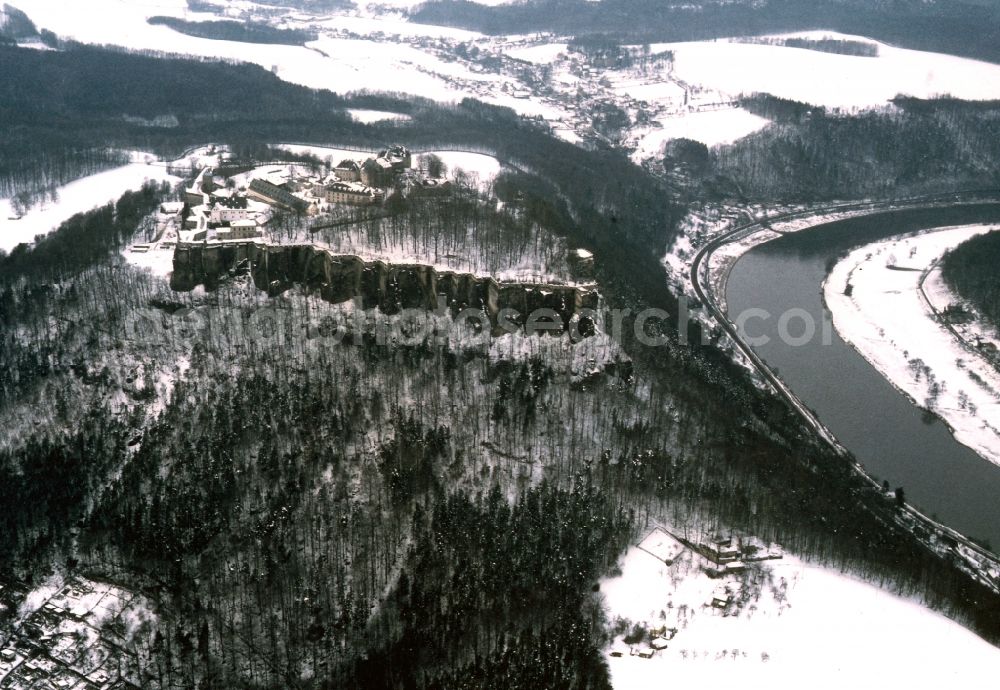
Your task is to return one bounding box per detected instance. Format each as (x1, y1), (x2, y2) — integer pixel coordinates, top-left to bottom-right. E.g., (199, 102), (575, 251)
(607, 527), (785, 660)
(157, 145), (423, 246)
(0, 577), (149, 689)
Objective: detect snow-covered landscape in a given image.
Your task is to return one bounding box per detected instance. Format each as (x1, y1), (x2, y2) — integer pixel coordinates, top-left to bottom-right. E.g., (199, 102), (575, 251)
(3, 1), (1000, 687)
(603, 529), (1000, 689)
(10, 0), (1000, 167)
(824, 225), (1000, 467)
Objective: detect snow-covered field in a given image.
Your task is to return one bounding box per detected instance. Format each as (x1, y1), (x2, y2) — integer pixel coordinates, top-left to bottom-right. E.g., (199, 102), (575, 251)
(0, 156), (180, 253)
(602, 534), (1000, 689)
(506, 42), (569, 64)
(123, 242), (176, 277)
(654, 31), (1000, 109)
(17, 3), (429, 98)
(305, 35), (479, 101)
(824, 225), (1000, 467)
(346, 108), (412, 123)
(427, 150), (502, 185)
(630, 108), (770, 161)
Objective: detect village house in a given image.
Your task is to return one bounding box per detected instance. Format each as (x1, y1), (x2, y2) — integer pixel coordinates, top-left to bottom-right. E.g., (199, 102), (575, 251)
(710, 585), (732, 608)
(209, 194), (251, 223)
(379, 144), (412, 171)
(261, 169), (290, 188)
(159, 201), (184, 217)
(320, 181), (379, 206)
(629, 647), (656, 659)
(709, 581), (743, 609)
(412, 177), (452, 197)
(361, 157), (394, 187)
(334, 159), (362, 182)
(701, 535), (741, 564)
(247, 178), (309, 213)
(650, 626), (678, 641)
(649, 636), (670, 650)
(214, 219), (261, 241)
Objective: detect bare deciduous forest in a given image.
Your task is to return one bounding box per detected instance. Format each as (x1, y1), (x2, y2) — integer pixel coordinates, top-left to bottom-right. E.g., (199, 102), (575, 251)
(2, 37), (1000, 688)
(942, 230), (1000, 330)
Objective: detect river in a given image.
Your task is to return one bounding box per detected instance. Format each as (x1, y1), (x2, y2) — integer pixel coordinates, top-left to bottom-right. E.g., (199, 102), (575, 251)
(726, 204), (1000, 549)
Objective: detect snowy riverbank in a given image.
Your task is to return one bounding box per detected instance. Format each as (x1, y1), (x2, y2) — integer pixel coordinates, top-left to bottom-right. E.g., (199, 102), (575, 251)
(823, 225), (1000, 468)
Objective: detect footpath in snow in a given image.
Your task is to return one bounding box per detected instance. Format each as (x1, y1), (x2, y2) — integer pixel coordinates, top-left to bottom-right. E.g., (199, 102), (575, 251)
(823, 225), (1000, 468)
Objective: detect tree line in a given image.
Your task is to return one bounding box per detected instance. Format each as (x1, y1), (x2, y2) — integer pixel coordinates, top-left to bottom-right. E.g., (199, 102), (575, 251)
(411, 0), (1000, 65)
(733, 35), (879, 57)
(147, 16), (318, 46)
(942, 229), (1000, 331)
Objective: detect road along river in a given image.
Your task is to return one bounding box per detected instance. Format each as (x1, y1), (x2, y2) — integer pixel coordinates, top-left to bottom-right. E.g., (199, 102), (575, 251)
(726, 204), (1000, 549)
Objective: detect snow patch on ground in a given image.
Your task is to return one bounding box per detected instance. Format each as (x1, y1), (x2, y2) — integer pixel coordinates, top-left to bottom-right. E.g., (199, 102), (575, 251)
(124, 243), (176, 278)
(15, 0), (557, 118)
(824, 225), (1000, 467)
(662, 233), (694, 286)
(15, 575), (62, 625)
(305, 35), (473, 100)
(602, 537), (1000, 689)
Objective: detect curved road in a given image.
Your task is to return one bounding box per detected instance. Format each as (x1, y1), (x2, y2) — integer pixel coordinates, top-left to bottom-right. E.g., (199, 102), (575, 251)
(689, 191), (1000, 580)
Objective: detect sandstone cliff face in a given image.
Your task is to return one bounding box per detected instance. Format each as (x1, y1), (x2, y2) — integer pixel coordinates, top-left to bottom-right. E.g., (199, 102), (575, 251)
(171, 242), (598, 335)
